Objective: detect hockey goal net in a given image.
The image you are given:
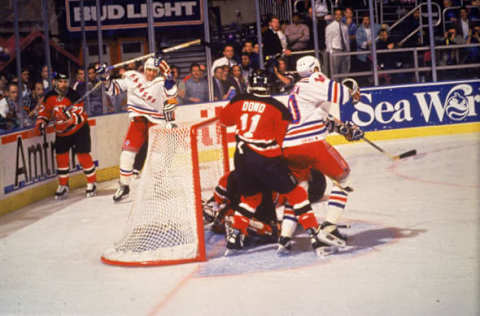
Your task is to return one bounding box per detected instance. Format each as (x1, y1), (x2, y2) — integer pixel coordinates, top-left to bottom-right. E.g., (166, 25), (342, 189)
(101, 118), (229, 266)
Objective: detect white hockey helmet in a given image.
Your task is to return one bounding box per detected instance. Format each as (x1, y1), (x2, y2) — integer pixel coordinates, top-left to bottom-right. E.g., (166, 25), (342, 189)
(296, 55), (321, 77)
(144, 57), (158, 71)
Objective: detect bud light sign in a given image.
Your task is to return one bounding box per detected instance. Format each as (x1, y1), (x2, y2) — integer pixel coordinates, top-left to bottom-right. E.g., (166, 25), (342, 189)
(341, 80), (480, 131)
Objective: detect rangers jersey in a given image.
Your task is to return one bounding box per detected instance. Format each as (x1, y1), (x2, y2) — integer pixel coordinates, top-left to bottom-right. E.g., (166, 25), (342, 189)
(106, 70), (177, 124)
(283, 72), (351, 148)
(36, 88), (87, 137)
(219, 93), (292, 158)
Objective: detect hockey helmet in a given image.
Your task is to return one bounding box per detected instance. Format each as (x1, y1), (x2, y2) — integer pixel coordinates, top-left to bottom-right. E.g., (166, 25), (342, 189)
(144, 57), (159, 71)
(296, 55), (321, 77)
(248, 69), (270, 95)
(54, 72), (69, 80)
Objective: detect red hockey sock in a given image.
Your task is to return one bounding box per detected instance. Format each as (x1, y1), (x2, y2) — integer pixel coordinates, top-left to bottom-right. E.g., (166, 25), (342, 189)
(298, 211), (319, 231)
(77, 153), (96, 183)
(232, 213), (250, 235)
(56, 152), (70, 186)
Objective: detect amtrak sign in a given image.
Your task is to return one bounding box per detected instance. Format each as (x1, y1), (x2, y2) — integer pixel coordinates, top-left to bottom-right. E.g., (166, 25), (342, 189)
(341, 80), (480, 130)
(65, 0), (203, 32)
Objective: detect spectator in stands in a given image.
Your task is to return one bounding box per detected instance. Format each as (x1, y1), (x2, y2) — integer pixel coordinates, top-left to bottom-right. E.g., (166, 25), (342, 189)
(457, 7), (474, 40)
(0, 46), (9, 61)
(271, 58), (294, 94)
(442, 0), (459, 26)
(439, 26), (465, 79)
(355, 15), (381, 71)
(465, 25), (480, 64)
(376, 29), (399, 84)
(240, 53), (254, 83)
(0, 73), (7, 99)
(40, 65), (51, 91)
(241, 40), (259, 69)
(343, 7), (358, 51)
(28, 81), (45, 117)
(263, 16), (291, 59)
(86, 64), (103, 115)
(326, 8), (351, 74)
(184, 63), (209, 103)
(221, 65), (236, 99)
(170, 65), (184, 104)
(285, 14), (310, 52)
(0, 83), (20, 131)
(400, 8), (422, 47)
(305, 3), (328, 51)
(211, 44), (237, 76)
(20, 68), (32, 100)
(72, 68), (86, 94)
(213, 66), (226, 101)
(230, 64), (247, 94)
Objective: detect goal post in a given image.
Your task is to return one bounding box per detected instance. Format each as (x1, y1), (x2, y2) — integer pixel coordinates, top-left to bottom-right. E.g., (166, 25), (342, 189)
(101, 117), (230, 266)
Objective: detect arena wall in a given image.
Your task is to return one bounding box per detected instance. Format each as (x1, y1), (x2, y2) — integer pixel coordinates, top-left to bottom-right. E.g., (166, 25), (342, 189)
(1, 79), (478, 215)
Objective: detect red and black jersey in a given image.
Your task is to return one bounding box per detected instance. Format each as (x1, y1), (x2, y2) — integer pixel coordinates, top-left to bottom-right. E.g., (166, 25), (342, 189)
(219, 93), (292, 158)
(36, 88), (88, 137)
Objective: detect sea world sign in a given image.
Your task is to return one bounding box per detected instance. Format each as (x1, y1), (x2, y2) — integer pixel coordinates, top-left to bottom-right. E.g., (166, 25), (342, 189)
(66, 0), (203, 32)
(341, 80), (480, 131)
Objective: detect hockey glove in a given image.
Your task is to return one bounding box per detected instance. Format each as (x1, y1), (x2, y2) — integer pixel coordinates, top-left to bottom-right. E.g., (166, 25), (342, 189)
(34, 121), (46, 135)
(343, 121), (364, 141)
(341, 78), (361, 104)
(95, 63), (112, 81)
(158, 60), (171, 76)
(325, 116), (337, 133)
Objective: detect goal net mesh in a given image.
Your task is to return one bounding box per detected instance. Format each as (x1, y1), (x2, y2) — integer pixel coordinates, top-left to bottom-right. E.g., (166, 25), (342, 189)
(102, 118), (229, 266)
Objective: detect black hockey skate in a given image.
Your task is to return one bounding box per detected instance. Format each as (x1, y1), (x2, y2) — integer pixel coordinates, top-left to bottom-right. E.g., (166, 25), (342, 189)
(86, 182), (97, 198)
(113, 184), (130, 202)
(224, 225), (245, 256)
(54, 185), (69, 200)
(276, 236), (295, 256)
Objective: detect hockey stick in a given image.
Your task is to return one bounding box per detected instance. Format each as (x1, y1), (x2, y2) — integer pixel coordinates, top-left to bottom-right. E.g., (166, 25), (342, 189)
(362, 136), (417, 160)
(67, 39), (202, 110)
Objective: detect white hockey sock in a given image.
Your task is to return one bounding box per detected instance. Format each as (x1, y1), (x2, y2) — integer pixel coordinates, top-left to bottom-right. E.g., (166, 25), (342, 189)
(280, 206), (298, 238)
(119, 150), (136, 185)
(325, 188), (348, 224)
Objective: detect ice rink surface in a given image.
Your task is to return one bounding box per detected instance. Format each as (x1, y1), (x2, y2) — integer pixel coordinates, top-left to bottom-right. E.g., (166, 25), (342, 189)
(1, 133), (479, 316)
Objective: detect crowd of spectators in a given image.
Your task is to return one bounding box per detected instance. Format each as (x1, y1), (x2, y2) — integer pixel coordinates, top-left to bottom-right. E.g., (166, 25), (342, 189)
(1, 0), (479, 134)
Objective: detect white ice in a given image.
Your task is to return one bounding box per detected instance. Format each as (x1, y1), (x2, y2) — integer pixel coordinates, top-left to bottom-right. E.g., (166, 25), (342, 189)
(0, 133), (479, 316)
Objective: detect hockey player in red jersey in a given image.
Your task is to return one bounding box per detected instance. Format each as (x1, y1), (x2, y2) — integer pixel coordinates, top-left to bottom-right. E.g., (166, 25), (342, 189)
(218, 69), (325, 256)
(35, 72), (97, 199)
(102, 57), (178, 202)
(280, 55), (363, 254)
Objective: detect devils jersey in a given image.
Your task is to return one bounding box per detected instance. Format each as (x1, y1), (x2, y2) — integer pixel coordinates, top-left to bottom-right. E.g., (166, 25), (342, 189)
(36, 88), (87, 137)
(219, 93), (292, 158)
(105, 70), (177, 124)
(283, 72), (351, 148)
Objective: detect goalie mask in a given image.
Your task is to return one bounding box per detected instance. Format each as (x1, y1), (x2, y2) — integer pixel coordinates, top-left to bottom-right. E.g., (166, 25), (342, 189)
(248, 69), (271, 95)
(296, 55), (321, 77)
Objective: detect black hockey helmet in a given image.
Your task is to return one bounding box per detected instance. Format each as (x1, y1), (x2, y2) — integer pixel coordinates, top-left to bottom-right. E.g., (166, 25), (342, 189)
(53, 72), (69, 80)
(248, 69), (271, 95)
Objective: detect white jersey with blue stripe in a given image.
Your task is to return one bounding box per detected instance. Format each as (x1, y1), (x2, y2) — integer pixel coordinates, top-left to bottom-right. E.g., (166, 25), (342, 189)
(283, 72), (351, 148)
(105, 70), (177, 124)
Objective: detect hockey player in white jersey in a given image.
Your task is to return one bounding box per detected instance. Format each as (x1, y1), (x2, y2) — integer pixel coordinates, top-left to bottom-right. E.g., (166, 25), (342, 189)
(102, 57), (178, 202)
(279, 55), (363, 255)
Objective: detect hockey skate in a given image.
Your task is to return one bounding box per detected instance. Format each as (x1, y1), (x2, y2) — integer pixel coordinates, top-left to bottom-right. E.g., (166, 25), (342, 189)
(316, 221), (347, 247)
(113, 183), (130, 202)
(54, 185), (69, 200)
(86, 182), (97, 198)
(224, 225), (245, 256)
(276, 236), (295, 256)
(306, 227), (341, 257)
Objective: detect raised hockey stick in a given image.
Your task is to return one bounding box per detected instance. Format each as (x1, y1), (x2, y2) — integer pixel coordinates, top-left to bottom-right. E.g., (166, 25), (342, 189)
(67, 39), (202, 109)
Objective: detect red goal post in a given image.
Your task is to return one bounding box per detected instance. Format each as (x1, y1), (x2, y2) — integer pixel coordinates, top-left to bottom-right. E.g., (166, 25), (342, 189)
(101, 117), (230, 266)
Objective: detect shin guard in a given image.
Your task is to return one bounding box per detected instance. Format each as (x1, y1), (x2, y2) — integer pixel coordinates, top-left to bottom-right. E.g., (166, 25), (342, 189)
(56, 152), (70, 186)
(77, 153), (96, 183)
